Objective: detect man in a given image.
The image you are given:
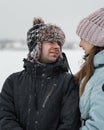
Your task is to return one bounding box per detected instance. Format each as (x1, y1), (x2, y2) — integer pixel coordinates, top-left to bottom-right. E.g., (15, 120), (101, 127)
(0, 17), (80, 130)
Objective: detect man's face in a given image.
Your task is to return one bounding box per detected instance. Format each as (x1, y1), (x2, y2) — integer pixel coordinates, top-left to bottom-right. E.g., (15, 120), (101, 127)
(39, 41), (61, 63)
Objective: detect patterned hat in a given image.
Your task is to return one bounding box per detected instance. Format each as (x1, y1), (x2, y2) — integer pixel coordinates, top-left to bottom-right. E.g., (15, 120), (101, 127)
(27, 17), (65, 62)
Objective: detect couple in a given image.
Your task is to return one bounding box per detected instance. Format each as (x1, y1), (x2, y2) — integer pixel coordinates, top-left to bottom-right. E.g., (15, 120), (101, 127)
(0, 7), (104, 130)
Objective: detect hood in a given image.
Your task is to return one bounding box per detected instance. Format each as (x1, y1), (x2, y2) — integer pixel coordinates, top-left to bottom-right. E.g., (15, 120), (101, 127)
(94, 50), (104, 69)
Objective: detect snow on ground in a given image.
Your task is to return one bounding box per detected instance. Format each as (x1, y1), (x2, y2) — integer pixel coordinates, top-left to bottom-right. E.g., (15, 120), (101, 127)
(0, 49), (84, 91)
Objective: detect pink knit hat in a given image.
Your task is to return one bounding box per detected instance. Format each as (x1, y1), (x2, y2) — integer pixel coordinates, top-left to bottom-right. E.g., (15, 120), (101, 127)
(76, 7), (104, 47)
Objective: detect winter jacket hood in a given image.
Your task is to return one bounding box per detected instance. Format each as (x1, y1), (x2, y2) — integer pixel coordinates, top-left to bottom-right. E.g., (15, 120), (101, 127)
(94, 49), (104, 68)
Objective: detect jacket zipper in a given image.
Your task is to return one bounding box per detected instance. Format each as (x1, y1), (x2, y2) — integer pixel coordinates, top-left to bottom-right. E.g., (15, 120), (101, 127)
(42, 84), (56, 108)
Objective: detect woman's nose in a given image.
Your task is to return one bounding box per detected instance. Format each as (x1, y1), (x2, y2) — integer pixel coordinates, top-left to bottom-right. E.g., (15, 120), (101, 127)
(79, 41), (83, 47)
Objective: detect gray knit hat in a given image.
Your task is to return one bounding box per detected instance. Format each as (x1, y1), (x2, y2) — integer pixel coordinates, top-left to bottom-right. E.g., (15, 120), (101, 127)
(27, 17), (65, 62)
(76, 7), (104, 47)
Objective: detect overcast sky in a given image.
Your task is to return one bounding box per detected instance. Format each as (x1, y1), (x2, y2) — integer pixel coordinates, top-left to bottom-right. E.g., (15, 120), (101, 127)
(0, 0), (104, 41)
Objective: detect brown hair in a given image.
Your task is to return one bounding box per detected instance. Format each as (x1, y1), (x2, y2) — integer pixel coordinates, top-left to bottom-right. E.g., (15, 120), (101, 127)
(75, 46), (104, 96)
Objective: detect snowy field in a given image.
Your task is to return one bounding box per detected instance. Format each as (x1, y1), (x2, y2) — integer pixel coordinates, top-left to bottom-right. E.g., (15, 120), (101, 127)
(0, 49), (84, 91)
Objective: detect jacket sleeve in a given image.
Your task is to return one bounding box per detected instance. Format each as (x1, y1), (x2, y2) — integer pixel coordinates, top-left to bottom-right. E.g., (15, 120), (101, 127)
(80, 82), (104, 130)
(0, 74), (24, 130)
(57, 74), (81, 130)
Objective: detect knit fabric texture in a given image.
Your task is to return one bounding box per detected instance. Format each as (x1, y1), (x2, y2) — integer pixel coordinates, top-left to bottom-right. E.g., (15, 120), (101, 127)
(76, 7), (104, 47)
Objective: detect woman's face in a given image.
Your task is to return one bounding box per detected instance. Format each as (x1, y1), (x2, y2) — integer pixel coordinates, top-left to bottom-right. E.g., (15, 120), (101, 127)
(79, 39), (94, 55)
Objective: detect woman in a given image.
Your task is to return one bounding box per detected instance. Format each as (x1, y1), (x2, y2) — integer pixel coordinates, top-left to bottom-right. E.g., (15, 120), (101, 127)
(75, 7), (104, 130)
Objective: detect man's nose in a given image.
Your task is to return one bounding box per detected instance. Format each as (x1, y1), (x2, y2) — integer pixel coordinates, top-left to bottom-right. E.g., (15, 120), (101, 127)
(53, 42), (60, 48)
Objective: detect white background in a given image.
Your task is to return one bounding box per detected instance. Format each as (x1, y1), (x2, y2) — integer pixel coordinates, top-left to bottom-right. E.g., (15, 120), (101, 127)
(0, 0), (104, 41)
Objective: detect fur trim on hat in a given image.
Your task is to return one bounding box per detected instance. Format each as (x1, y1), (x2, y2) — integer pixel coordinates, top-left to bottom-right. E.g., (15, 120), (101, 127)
(27, 17), (65, 62)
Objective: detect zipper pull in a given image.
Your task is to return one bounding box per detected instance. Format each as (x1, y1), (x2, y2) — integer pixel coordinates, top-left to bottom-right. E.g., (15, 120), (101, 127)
(42, 84), (56, 108)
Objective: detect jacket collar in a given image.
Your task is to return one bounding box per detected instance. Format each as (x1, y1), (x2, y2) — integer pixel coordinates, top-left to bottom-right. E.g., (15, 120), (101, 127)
(23, 52), (69, 76)
(94, 50), (104, 69)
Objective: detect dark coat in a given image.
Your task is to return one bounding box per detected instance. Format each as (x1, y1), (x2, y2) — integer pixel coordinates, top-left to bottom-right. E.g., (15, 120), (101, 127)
(0, 53), (81, 130)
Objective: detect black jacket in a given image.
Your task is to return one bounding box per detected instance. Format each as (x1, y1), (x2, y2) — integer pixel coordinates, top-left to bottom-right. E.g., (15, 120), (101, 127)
(0, 53), (81, 130)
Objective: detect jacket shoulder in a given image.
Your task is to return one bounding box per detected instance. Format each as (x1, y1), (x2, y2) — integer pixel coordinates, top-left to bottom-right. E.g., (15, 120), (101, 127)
(6, 70), (25, 80)
(1, 70), (25, 89)
(61, 72), (79, 94)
